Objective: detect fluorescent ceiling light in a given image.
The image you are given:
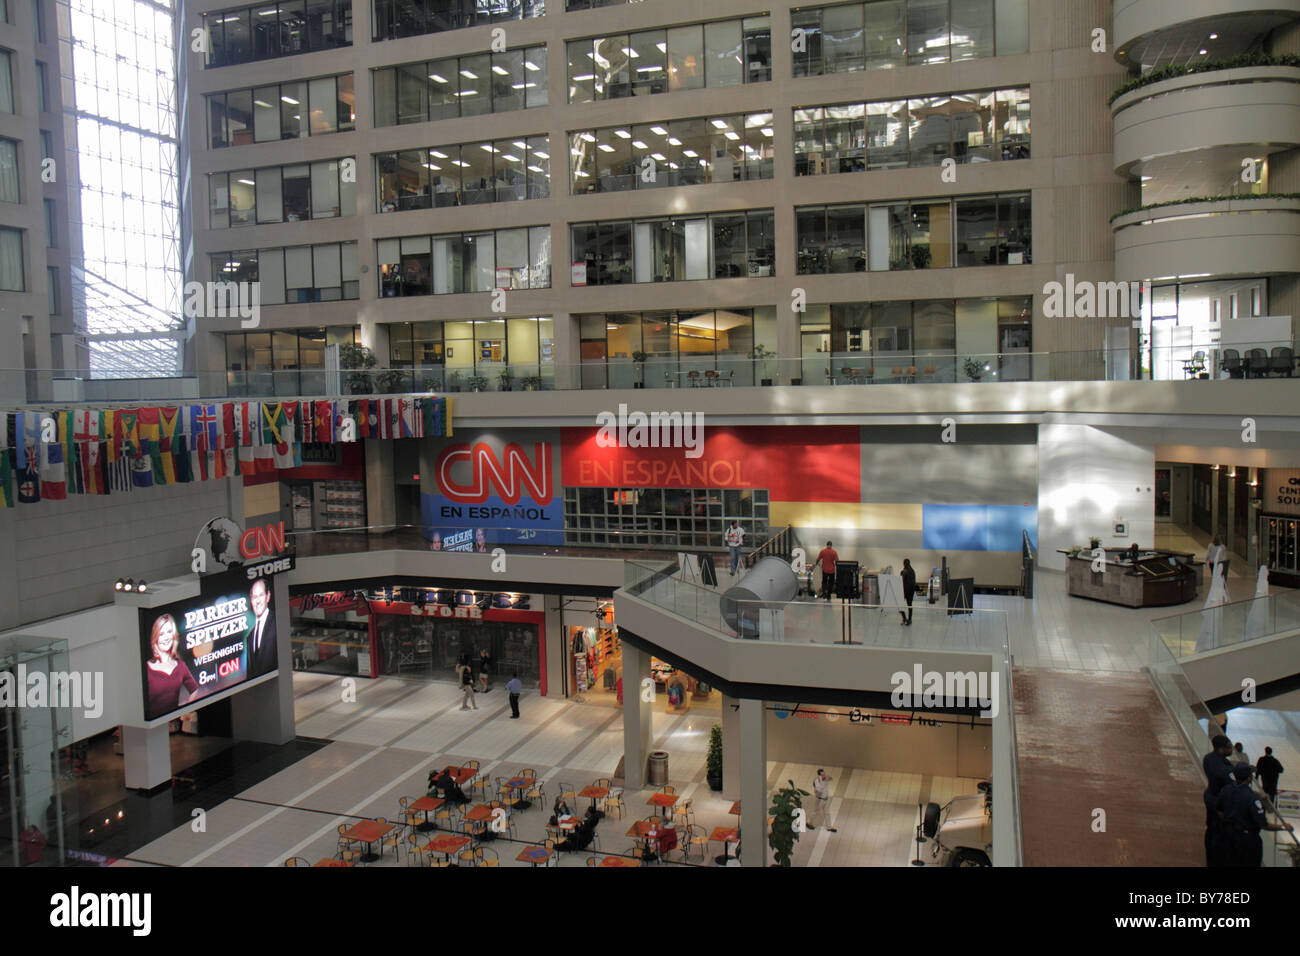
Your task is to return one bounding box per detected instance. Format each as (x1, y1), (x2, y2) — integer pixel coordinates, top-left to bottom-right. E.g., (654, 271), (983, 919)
(724, 131), (739, 140)
(572, 74), (595, 82)
(453, 160), (470, 167)
(423, 163), (441, 170)
(280, 95), (299, 105)
(480, 144), (496, 152)
(253, 99), (272, 108)
(657, 42), (666, 52)
(682, 149), (698, 157)
(460, 70), (478, 79)
(635, 66), (661, 72)
(513, 141), (527, 149)
(429, 74), (448, 83)
(492, 65), (510, 75)
(580, 132), (596, 142)
(650, 126), (667, 136)
(430, 150), (448, 158)
(614, 129), (631, 139)
(575, 169), (589, 177)
(761, 128), (773, 137)
(711, 119), (729, 129)
(632, 140), (647, 149)
(533, 151), (548, 159)
(501, 154), (520, 162)
(667, 137), (681, 146)
(527, 165), (544, 173)
(524, 60), (540, 71)
(236, 178), (254, 185)
(651, 152), (665, 161)
(456, 91), (477, 96)
(598, 143), (615, 152)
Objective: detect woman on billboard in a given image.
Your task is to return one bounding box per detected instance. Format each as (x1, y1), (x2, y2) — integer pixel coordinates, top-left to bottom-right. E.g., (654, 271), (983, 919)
(146, 613), (198, 718)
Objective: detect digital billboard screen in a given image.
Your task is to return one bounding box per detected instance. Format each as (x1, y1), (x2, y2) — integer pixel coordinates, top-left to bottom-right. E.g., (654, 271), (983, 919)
(137, 568), (279, 722)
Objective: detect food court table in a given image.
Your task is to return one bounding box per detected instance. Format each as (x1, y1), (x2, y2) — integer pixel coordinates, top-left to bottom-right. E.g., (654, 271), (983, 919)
(315, 858), (353, 867)
(578, 785), (609, 815)
(710, 826), (739, 865)
(424, 833), (471, 865)
(505, 776), (533, 809)
(600, 856), (641, 867)
(516, 846), (551, 867)
(410, 796), (445, 832)
(647, 792), (678, 818)
(341, 820), (397, 863)
(626, 820), (665, 861)
(464, 803), (499, 841)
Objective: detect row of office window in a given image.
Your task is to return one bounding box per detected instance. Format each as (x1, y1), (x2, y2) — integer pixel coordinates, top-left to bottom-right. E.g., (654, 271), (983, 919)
(372, 0), (543, 42)
(375, 137), (550, 212)
(210, 242), (360, 303)
(0, 49), (12, 113)
(372, 47), (548, 126)
(570, 113), (775, 194)
(386, 318), (557, 385)
(794, 88), (1030, 175)
(209, 159), (357, 228)
(206, 75), (355, 149)
(571, 210), (775, 286)
(796, 193), (1031, 273)
(0, 226), (20, 291)
(567, 16), (772, 103)
(0, 137), (16, 202)
(799, 295), (1033, 384)
(792, 0), (1029, 76)
(565, 486), (771, 550)
(204, 1), (352, 67)
(378, 228), (552, 297)
(224, 327), (358, 395)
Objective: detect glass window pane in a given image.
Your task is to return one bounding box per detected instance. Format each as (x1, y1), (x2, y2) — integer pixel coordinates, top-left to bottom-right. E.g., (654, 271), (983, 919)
(209, 173), (229, 229)
(867, 99), (908, 169)
(253, 86), (280, 142)
(460, 53), (491, 116)
(630, 30), (666, 95)
(208, 94), (228, 148)
(491, 48), (524, 113)
(667, 25), (704, 91)
(793, 108), (824, 176)
(373, 68), (397, 127)
(256, 166), (283, 223)
(909, 95), (951, 166)
(469, 232), (495, 291)
(314, 242), (342, 294)
(796, 206), (826, 274)
(826, 204), (865, 272)
(285, 246), (313, 300)
(309, 77), (337, 134)
(337, 74), (355, 129)
(260, 247), (285, 303)
(524, 46), (547, 108)
(825, 103), (865, 173)
(865, 0), (905, 69)
(913, 199), (953, 268)
(428, 58), (459, 120)
(280, 81), (308, 138)
(526, 136), (549, 199)
(397, 64), (430, 124)
(1000, 88), (1031, 159)
(340, 159), (356, 216)
(496, 227), (528, 288)
(790, 9), (822, 77)
(704, 20), (742, 88)
(226, 89), (253, 145)
(282, 164), (310, 220)
(952, 0), (994, 61)
(711, 213), (745, 278)
(908, 0), (950, 65)
(743, 16), (772, 83)
(743, 112), (774, 180)
(952, 93), (992, 163)
(956, 194), (997, 266)
(995, 0), (1030, 55)
(823, 4), (864, 73)
(529, 225), (550, 288)
(594, 34), (631, 99)
(746, 211), (774, 276)
(568, 39), (595, 103)
(461, 141), (493, 204)
(229, 170), (255, 225)
(998, 192), (1032, 264)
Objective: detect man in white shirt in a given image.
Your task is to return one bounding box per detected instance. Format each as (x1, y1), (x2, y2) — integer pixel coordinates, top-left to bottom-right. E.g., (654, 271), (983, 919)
(808, 769), (837, 832)
(725, 521), (745, 576)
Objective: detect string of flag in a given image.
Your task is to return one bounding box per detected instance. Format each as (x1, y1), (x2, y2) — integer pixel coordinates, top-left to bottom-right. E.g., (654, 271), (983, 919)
(0, 397), (452, 507)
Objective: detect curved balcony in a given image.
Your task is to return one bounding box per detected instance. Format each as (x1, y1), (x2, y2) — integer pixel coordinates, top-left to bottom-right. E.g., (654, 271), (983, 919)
(1112, 66), (1300, 177)
(1112, 196), (1300, 282)
(1114, 0), (1300, 68)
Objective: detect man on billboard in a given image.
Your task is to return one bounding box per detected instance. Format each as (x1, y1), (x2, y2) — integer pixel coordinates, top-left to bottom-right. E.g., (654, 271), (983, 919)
(248, 578), (278, 677)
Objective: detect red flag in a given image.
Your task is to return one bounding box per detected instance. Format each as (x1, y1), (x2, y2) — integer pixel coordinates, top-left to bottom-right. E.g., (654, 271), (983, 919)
(357, 399), (370, 439)
(221, 402), (235, 448)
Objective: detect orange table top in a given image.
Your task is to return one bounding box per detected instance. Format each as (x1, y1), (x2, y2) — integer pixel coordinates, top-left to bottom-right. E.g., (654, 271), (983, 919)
(517, 847), (551, 864)
(626, 821), (665, 839)
(411, 796), (445, 812)
(600, 856), (641, 867)
(578, 786), (610, 798)
(343, 820), (396, 843)
(647, 793), (679, 808)
(556, 817), (580, 831)
(710, 827), (739, 843)
(729, 802), (742, 815)
(464, 804), (495, 822)
(441, 766), (475, 785)
(505, 776), (531, 788)
(314, 858), (353, 867)
(425, 834), (471, 854)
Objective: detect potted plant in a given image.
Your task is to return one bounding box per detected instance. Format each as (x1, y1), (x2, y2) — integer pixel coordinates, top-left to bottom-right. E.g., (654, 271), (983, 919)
(422, 375), (443, 392)
(338, 343), (378, 394)
(768, 779), (810, 866)
(520, 374), (544, 391)
(467, 374), (489, 392)
(750, 345), (776, 386)
(1089, 536), (1102, 551)
(631, 350), (647, 388)
(706, 724), (723, 791)
(498, 366), (514, 391)
(375, 369), (408, 394)
(963, 358), (984, 382)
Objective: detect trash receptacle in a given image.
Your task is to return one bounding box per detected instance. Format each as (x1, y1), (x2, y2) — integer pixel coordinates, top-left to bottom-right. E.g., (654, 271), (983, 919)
(647, 750), (669, 786)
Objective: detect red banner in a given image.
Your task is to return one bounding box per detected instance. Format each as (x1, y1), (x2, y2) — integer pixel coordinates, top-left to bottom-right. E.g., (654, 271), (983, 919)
(561, 426), (859, 502)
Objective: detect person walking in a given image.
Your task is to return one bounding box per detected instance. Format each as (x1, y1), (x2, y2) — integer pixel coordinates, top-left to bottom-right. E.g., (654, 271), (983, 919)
(478, 648), (492, 693)
(815, 541), (838, 602)
(1206, 535), (1226, 580)
(458, 662), (478, 711)
(725, 520), (745, 577)
(808, 769), (837, 832)
(900, 558), (917, 626)
(1231, 741), (1250, 765)
(1256, 747), (1285, 802)
(1203, 734), (1234, 866)
(506, 672), (522, 719)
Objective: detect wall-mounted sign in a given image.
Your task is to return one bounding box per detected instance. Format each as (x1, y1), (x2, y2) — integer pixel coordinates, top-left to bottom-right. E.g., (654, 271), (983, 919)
(1267, 470), (1300, 515)
(193, 517), (289, 572)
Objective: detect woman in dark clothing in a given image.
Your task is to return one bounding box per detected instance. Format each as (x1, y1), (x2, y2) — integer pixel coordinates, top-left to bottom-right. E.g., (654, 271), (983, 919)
(478, 648), (492, 693)
(900, 559), (917, 626)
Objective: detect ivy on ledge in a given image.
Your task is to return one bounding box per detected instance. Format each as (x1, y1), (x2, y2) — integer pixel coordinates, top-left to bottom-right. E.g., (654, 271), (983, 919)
(1108, 53), (1300, 107)
(1110, 193), (1300, 224)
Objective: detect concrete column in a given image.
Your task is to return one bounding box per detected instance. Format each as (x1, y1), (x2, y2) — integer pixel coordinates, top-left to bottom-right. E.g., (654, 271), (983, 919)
(543, 594), (564, 698)
(1211, 467), (1221, 541)
(231, 573), (296, 745)
(122, 723), (172, 791)
(738, 697), (767, 868)
(621, 642), (653, 790)
(721, 692), (741, 802)
(365, 438), (396, 534)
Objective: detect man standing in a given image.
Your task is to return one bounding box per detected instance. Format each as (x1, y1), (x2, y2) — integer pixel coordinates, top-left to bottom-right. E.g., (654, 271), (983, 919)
(900, 558), (917, 626)
(248, 578), (278, 677)
(1203, 734), (1234, 866)
(1216, 762), (1293, 866)
(506, 672), (522, 719)
(815, 541), (838, 602)
(458, 662), (478, 711)
(808, 769), (837, 832)
(725, 521), (745, 576)
(1256, 747), (1285, 802)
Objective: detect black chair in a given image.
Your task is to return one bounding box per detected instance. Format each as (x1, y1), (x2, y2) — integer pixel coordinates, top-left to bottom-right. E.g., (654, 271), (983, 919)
(1220, 349), (1242, 379)
(1182, 350), (1206, 378)
(1246, 348), (1269, 378)
(1268, 346), (1293, 377)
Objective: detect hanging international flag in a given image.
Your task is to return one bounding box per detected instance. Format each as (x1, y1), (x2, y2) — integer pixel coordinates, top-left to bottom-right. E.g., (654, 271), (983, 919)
(191, 404), (218, 452)
(16, 465), (40, 503)
(356, 399), (370, 439)
(17, 412), (38, 470)
(262, 402), (286, 445)
(84, 441), (105, 495)
(221, 447), (235, 478)
(137, 406), (160, 455)
(0, 448), (13, 507)
(39, 440), (67, 500)
(314, 401), (336, 442)
(59, 411), (83, 497)
(117, 408), (140, 458)
(0, 412), (8, 454)
(130, 456), (154, 489)
(237, 443), (255, 476)
(109, 455), (131, 494)
(282, 401), (299, 445)
(220, 402), (236, 449)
